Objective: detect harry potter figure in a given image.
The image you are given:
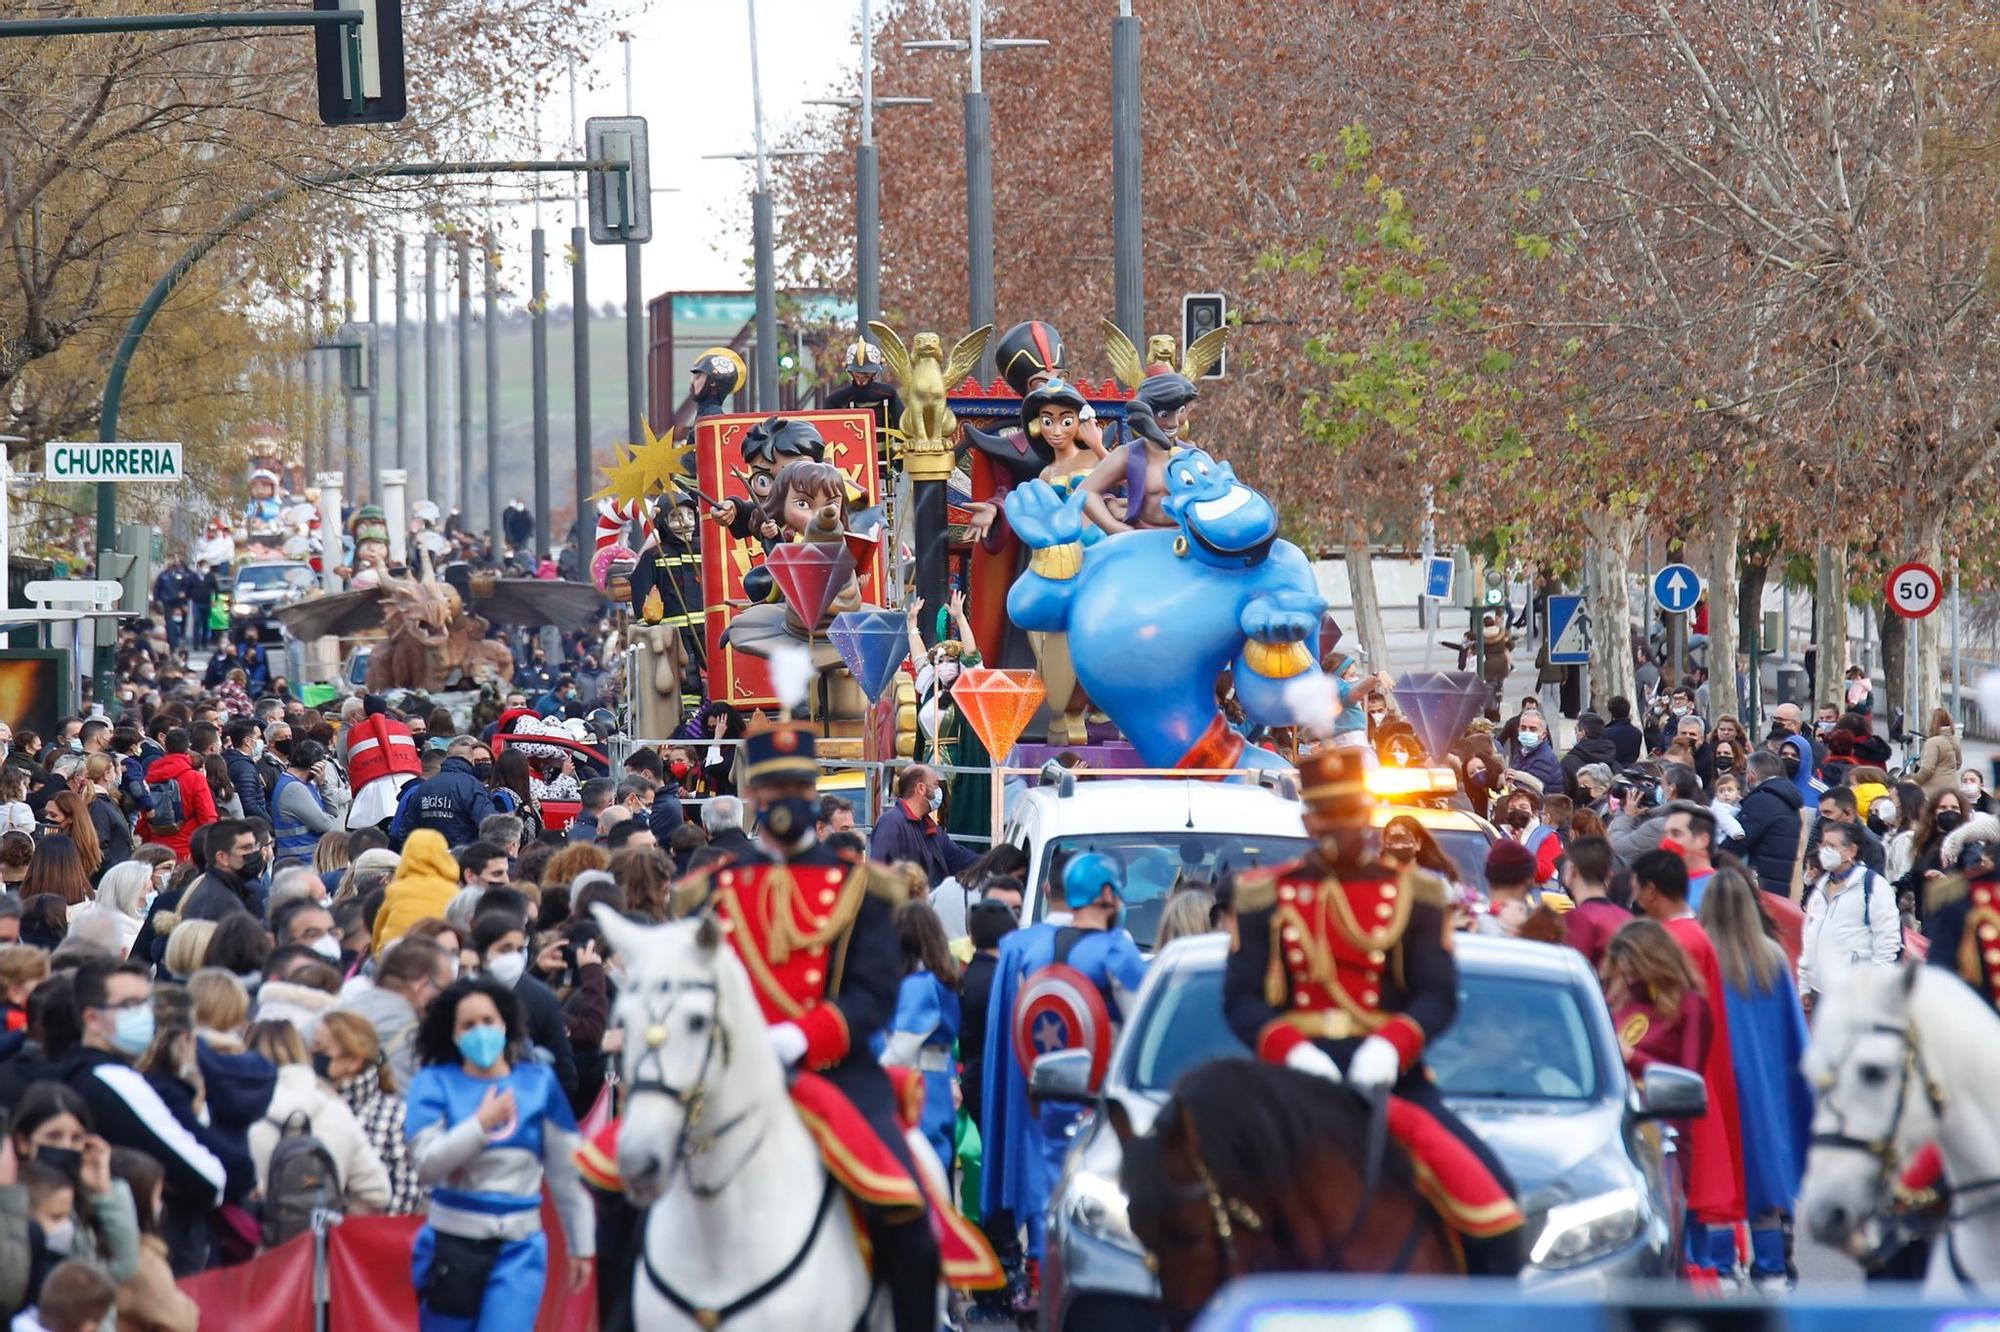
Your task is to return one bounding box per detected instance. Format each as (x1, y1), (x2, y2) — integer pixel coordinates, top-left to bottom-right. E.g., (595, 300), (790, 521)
(825, 338), (905, 442)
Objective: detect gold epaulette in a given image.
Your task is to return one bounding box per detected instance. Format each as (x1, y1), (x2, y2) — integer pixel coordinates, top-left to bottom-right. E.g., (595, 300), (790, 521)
(669, 868), (717, 920)
(864, 864), (908, 906)
(1234, 868), (1281, 913)
(1926, 872), (1971, 920)
(1401, 866), (1449, 910)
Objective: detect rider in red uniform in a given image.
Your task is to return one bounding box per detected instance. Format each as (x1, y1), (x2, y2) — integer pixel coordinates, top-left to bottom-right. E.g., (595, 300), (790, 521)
(1224, 749), (1526, 1272)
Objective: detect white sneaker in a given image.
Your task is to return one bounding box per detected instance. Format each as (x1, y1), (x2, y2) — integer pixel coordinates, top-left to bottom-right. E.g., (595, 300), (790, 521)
(1751, 1271), (1792, 1296)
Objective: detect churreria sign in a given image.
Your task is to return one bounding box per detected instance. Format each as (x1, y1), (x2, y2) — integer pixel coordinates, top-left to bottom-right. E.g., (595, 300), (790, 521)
(46, 441), (184, 482)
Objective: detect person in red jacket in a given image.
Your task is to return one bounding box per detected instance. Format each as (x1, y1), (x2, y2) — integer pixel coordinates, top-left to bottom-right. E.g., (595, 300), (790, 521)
(137, 728), (217, 862)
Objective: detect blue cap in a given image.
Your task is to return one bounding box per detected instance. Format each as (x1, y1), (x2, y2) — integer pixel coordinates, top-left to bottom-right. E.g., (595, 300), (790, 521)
(1062, 852), (1123, 910)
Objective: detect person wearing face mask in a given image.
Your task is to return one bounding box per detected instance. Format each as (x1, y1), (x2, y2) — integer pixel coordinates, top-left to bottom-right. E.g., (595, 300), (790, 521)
(1492, 780), (1564, 886)
(269, 740), (347, 870)
(220, 719), (272, 825)
(468, 911), (576, 1104)
(1224, 748), (1525, 1274)
(1500, 710), (1565, 795)
(1895, 788), (1970, 913)
(868, 763), (978, 889)
(1719, 752), (1805, 898)
(9, 1083), (140, 1295)
(981, 853), (1148, 1293)
(54, 962), (228, 1248)
(1959, 768), (1993, 816)
(176, 820), (264, 924)
(404, 974), (594, 1330)
(389, 737), (499, 852)
(1797, 823), (1903, 1014)
(666, 714), (960, 1332)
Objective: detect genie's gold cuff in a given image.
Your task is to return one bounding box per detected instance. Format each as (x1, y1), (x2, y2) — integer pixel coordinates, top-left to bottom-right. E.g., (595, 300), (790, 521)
(1029, 542), (1084, 580)
(1245, 639), (1313, 680)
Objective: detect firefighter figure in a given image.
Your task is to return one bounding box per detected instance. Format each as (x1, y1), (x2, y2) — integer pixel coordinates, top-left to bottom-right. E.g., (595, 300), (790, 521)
(1223, 747), (1527, 1272)
(825, 337), (905, 442)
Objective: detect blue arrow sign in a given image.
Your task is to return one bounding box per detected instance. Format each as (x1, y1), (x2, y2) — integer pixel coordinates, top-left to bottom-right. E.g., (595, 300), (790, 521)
(1652, 563), (1702, 614)
(1546, 594), (1589, 665)
(1423, 555), (1454, 601)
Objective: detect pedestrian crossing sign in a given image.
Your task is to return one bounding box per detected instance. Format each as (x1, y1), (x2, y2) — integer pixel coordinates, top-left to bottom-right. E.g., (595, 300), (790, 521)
(1547, 594), (1589, 665)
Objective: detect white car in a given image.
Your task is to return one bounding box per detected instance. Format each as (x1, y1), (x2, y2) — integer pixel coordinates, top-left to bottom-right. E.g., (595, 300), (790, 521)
(970, 773), (1311, 946)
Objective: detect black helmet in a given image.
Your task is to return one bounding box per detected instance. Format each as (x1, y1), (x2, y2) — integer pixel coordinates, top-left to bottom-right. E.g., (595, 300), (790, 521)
(691, 347), (746, 400)
(585, 708), (618, 743)
(741, 415), (826, 467)
(842, 339), (886, 376)
(995, 321), (1066, 397)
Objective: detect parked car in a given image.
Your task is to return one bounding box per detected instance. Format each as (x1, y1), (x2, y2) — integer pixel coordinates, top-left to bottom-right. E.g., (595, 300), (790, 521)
(1035, 933), (1698, 1331)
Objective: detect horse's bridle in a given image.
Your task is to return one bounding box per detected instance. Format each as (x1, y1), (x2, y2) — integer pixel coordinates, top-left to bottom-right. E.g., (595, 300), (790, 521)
(625, 978), (757, 1193)
(1809, 1020), (1943, 1196)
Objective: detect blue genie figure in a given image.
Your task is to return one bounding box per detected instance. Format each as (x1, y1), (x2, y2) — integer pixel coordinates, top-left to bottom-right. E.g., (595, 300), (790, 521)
(1003, 413), (1328, 771)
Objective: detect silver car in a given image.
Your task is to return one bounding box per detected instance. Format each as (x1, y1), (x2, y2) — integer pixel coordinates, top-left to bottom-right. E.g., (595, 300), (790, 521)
(1032, 933), (1703, 1330)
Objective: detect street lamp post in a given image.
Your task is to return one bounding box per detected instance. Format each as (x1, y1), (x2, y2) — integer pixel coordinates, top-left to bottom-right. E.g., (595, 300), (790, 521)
(1111, 0), (1144, 348)
(905, 3), (1048, 377)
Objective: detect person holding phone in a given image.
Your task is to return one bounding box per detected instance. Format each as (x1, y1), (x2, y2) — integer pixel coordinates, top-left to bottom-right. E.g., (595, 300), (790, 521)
(405, 974), (593, 1331)
(270, 740), (349, 869)
(9, 1084), (140, 1289)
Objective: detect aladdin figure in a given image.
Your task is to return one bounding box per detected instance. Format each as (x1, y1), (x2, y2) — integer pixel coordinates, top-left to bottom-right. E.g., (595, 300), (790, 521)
(1079, 371), (1202, 534)
(825, 338), (906, 441)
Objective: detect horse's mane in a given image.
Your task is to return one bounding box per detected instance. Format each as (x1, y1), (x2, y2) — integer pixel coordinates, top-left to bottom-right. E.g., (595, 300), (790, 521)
(1129, 1057), (1419, 1269)
(1911, 963), (2000, 1079)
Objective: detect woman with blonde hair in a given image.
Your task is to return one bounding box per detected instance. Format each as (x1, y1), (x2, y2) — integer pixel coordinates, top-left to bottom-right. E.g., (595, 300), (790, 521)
(1153, 888), (1218, 950)
(69, 859), (152, 957)
(539, 841), (608, 889)
(80, 753), (135, 873)
(1602, 919), (1711, 1080)
(313, 829), (353, 898)
(315, 1010), (425, 1214)
(161, 918), (219, 980)
(244, 1019), (391, 1215)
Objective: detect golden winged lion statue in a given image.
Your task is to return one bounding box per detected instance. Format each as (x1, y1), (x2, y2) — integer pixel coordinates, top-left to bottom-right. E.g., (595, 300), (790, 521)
(1100, 316), (1230, 390)
(867, 320), (992, 448)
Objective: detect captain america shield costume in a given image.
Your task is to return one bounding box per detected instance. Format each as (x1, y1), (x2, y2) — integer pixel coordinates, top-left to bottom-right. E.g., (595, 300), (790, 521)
(1011, 962), (1114, 1092)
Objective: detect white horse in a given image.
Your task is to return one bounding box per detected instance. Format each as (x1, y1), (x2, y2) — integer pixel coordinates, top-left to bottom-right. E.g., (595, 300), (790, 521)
(595, 908), (890, 1330)
(1801, 961), (2000, 1292)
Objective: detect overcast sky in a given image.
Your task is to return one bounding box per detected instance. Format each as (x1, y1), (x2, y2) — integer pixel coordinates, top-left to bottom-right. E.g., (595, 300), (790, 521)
(493, 0), (861, 309)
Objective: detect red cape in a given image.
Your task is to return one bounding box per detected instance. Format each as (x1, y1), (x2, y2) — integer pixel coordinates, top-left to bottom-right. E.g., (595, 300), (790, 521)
(1665, 916), (1748, 1223)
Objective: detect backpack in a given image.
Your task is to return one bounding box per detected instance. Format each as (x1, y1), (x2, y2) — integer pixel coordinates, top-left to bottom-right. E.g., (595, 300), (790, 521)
(145, 775), (186, 835)
(261, 1110), (342, 1247)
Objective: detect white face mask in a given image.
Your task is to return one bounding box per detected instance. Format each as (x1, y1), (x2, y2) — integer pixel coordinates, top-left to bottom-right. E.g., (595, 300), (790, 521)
(308, 935), (342, 962)
(487, 952), (526, 987)
(1963, 783), (1982, 799)
(1818, 845), (1844, 872)
(42, 1218), (74, 1256)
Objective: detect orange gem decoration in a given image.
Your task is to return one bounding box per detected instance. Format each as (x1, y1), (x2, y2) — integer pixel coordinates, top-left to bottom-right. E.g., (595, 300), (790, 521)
(951, 668), (1047, 761)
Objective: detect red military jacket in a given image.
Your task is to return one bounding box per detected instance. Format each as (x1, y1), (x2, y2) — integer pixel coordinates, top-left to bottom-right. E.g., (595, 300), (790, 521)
(672, 843), (903, 1071)
(1224, 859), (1457, 1076)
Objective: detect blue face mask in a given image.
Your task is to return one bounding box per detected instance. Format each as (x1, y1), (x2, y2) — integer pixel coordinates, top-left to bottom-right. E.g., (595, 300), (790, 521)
(457, 1025), (506, 1070)
(927, 785), (944, 812)
(110, 1004), (155, 1057)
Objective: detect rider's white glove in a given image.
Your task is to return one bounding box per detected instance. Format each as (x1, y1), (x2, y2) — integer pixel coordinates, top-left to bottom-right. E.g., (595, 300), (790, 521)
(1284, 1043), (1344, 1084)
(1347, 1035), (1401, 1091)
(769, 1022), (808, 1068)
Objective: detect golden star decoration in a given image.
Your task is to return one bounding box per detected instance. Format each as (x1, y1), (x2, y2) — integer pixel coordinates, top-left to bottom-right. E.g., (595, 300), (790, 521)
(591, 420), (696, 509)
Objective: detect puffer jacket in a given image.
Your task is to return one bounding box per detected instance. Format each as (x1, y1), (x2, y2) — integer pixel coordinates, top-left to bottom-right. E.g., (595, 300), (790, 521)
(1723, 777), (1806, 897)
(372, 829), (461, 950)
(137, 753), (218, 861)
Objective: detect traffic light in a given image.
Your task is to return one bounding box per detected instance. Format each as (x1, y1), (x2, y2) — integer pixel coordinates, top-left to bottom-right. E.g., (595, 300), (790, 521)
(1181, 292), (1227, 378)
(777, 350), (798, 372)
(313, 0), (406, 126)
(111, 524), (154, 616)
(1483, 567), (1506, 607)
(585, 117), (653, 245)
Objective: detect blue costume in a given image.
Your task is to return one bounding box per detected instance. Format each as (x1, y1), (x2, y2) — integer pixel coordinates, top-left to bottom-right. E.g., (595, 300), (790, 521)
(878, 970), (963, 1173)
(405, 1059), (593, 1332)
(1004, 434), (1328, 773)
(980, 856), (1147, 1261)
(1720, 960), (1813, 1280)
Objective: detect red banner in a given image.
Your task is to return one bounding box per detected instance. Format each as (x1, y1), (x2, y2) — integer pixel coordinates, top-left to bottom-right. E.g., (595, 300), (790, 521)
(176, 1231), (315, 1332)
(695, 409), (886, 707)
(185, 1193), (596, 1331)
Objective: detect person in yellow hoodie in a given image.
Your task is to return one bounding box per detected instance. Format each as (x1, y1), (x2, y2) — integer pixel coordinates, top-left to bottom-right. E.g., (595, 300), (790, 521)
(372, 829), (460, 952)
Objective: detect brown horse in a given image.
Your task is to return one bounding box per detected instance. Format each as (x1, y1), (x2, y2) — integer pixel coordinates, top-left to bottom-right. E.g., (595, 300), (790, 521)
(1112, 1058), (1460, 1328)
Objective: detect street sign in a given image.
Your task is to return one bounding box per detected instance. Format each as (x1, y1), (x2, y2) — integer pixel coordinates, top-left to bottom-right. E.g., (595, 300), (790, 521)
(1651, 563), (1702, 614)
(1423, 555), (1454, 602)
(1546, 594), (1590, 665)
(314, 0), (407, 127)
(585, 116), (653, 244)
(1887, 562), (1942, 619)
(46, 442), (182, 483)
(25, 580), (123, 605)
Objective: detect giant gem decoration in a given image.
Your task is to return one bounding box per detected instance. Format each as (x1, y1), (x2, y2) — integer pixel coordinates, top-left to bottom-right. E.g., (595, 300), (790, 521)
(763, 541), (857, 632)
(951, 667), (1047, 761)
(828, 610), (910, 704)
(1392, 670), (1490, 765)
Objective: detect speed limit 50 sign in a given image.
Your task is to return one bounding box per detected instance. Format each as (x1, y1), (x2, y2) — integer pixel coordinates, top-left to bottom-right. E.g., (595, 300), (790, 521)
(1887, 561), (1942, 619)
